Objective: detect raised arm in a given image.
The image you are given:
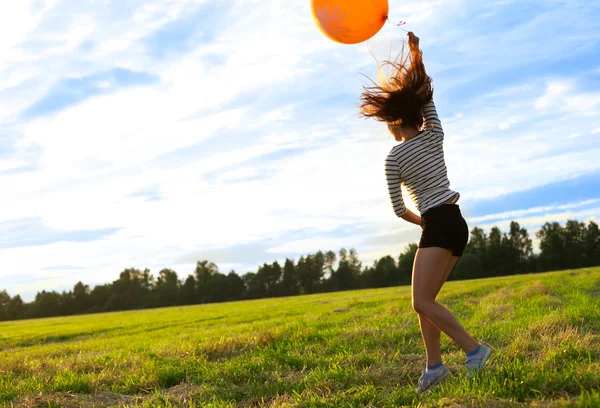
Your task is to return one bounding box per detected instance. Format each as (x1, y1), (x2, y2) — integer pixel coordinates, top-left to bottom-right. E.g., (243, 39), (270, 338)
(406, 32), (442, 134)
(422, 100), (444, 134)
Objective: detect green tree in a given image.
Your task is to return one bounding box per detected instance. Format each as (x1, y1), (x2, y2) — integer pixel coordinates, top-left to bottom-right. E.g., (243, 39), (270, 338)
(256, 262), (282, 298)
(369, 255), (398, 287)
(281, 258), (299, 296)
(8, 294), (26, 320)
(106, 268), (155, 310)
(181, 275), (196, 305)
(330, 248), (360, 291)
(397, 243), (418, 285)
(563, 220), (586, 268)
(242, 272), (263, 299)
(156, 269), (179, 307)
(537, 222), (566, 271)
(0, 290), (10, 321)
(33, 290), (64, 317)
(487, 226), (506, 276)
(208, 272), (229, 302)
(225, 270), (245, 300)
(89, 284), (110, 312)
(583, 221), (600, 266)
(453, 253), (483, 280)
(296, 252), (325, 294)
(499, 222), (534, 275)
(72, 281), (91, 313)
(467, 227), (487, 257)
(195, 261), (219, 303)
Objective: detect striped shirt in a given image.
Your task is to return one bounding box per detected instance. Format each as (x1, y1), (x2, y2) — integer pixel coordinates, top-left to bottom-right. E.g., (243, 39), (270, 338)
(385, 100), (459, 217)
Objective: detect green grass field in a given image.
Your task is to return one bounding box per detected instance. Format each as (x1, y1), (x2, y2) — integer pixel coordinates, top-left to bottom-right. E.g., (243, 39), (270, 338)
(1, 268), (599, 407)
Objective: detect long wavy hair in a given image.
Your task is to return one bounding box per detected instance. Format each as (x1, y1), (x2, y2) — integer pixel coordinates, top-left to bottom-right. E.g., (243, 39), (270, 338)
(359, 41), (434, 129)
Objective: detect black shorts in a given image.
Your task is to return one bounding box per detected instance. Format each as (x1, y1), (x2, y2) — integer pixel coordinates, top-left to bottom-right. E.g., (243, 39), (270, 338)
(419, 204), (469, 256)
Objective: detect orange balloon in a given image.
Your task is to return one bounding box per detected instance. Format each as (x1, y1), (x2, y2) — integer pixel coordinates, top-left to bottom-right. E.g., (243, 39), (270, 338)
(311, 0), (389, 44)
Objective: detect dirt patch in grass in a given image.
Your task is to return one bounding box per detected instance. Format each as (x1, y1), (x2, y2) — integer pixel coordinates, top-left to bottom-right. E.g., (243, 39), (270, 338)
(507, 311), (598, 361)
(432, 396), (564, 407)
(14, 391), (137, 408)
(519, 280), (551, 298)
(236, 395), (277, 408)
(359, 363), (410, 387)
(478, 286), (514, 305)
(483, 302), (515, 318)
(199, 327), (286, 361)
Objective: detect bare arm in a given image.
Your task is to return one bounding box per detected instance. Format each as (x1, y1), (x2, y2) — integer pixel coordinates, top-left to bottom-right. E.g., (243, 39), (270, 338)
(407, 32), (443, 133)
(385, 154), (423, 228)
(407, 32), (429, 94)
(401, 208), (423, 228)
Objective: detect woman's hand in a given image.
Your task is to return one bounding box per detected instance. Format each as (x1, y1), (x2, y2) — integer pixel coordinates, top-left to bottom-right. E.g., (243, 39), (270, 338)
(401, 209), (423, 229)
(408, 32), (420, 52)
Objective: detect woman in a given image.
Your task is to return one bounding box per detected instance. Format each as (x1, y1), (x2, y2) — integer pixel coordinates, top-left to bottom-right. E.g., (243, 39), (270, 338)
(359, 32), (491, 394)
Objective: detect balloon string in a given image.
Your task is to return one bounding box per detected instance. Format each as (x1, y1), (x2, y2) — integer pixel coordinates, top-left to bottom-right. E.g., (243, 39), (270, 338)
(386, 17), (408, 32)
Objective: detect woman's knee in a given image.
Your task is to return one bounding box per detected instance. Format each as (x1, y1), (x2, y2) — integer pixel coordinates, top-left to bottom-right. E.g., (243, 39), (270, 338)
(412, 297), (434, 315)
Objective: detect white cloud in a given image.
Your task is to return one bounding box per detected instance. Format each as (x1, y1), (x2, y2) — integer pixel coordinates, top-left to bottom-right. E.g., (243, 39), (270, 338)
(469, 199), (600, 224)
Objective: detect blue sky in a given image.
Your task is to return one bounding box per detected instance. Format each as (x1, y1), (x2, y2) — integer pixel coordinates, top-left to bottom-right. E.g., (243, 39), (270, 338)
(1, 0), (599, 301)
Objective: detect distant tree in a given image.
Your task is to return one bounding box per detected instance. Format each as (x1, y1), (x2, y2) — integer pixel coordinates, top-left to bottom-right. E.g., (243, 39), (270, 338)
(107, 268), (153, 310)
(195, 261), (219, 303)
(242, 272), (263, 299)
(8, 294), (25, 320)
(256, 262), (282, 298)
(328, 249), (356, 291)
(156, 269), (179, 307)
(584, 221), (600, 266)
(33, 290), (64, 317)
(366, 255), (398, 288)
(281, 258), (300, 296)
(537, 222), (566, 271)
(506, 221), (533, 274)
(2, 218), (598, 322)
(0, 290), (10, 321)
(225, 271), (245, 301)
(208, 272), (229, 303)
(467, 227), (487, 257)
(270, 261), (282, 297)
(181, 275), (196, 305)
(141, 268), (155, 304)
(296, 252), (325, 294)
(397, 243), (418, 285)
(333, 249), (353, 291)
(486, 226), (506, 276)
(349, 249), (362, 277)
(563, 220), (586, 269)
(453, 253), (483, 280)
(89, 284), (111, 312)
(72, 281), (91, 313)
(324, 251), (337, 279)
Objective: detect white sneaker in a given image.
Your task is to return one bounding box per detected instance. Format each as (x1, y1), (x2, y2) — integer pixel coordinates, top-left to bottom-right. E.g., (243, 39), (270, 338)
(465, 344), (492, 379)
(416, 365), (451, 394)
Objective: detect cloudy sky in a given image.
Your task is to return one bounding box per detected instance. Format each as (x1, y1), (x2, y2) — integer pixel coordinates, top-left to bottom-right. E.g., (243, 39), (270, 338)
(1, 0), (599, 301)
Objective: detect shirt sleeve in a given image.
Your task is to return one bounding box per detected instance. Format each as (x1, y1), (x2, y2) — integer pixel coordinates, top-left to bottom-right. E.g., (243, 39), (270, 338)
(385, 153), (407, 217)
(422, 100), (444, 135)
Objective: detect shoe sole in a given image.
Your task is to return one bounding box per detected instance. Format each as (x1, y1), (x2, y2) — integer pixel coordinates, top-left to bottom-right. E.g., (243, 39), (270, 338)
(416, 371), (451, 394)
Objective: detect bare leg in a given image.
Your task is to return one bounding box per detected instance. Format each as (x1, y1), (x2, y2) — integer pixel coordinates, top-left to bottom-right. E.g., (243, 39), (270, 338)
(418, 255), (460, 365)
(412, 247), (479, 354)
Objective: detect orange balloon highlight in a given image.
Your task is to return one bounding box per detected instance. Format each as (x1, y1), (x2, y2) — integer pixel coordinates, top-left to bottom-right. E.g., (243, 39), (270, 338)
(311, 0), (389, 44)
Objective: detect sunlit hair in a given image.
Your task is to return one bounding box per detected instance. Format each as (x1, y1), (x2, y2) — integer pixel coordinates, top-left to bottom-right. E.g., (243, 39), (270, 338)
(359, 41), (434, 128)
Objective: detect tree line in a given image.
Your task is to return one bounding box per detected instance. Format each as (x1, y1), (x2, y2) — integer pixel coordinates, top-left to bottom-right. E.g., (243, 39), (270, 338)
(1, 219), (599, 321)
